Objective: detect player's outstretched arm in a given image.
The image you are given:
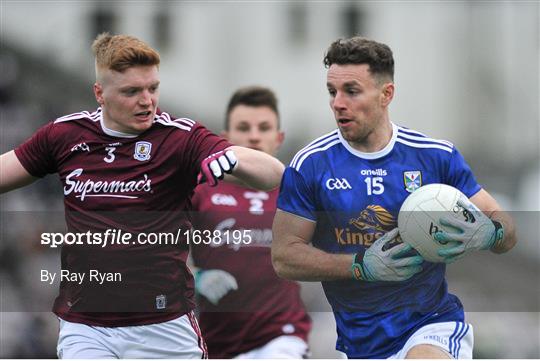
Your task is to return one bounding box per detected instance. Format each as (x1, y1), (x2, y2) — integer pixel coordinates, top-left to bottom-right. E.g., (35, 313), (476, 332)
(0, 150), (37, 193)
(225, 146), (284, 191)
(272, 209), (359, 281)
(198, 146), (283, 190)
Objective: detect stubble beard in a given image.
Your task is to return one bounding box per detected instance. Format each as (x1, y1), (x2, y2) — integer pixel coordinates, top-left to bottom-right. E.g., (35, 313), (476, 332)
(340, 120), (373, 147)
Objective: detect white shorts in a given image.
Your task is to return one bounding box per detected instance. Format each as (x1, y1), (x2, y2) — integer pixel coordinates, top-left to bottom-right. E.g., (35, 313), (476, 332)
(57, 312), (207, 359)
(389, 321), (474, 359)
(234, 335), (309, 359)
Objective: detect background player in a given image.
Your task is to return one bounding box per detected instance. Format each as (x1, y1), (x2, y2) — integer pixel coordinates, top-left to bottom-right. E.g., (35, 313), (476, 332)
(272, 36), (517, 359)
(190, 86), (311, 358)
(0, 33), (284, 358)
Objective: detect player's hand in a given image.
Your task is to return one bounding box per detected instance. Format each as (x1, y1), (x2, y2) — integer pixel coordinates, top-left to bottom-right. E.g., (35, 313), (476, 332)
(434, 200), (504, 263)
(352, 228), (424, 282)
(197, 150), (239, 187)
(195, 269), (238, 305)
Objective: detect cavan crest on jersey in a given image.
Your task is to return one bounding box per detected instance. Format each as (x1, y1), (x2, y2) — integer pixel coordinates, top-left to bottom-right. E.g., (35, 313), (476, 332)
(403, 170), (422, 192)
(277, 122), (481, 358)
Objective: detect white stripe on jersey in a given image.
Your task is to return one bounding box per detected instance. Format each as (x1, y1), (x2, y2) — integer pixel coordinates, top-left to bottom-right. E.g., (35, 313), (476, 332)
(54, 109), (101, 124)
(290, 130), (339, 169)
(292, 138), (341, 171)
(154, 112), (194, 131)
(396, 138), (453, 153)
(396, 126), (453, 148)
(178, 118), (196, 126)
(159, 111), (196, 127)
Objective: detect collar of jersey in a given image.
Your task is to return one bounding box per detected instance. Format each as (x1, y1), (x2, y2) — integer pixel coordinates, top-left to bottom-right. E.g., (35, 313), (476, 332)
(99, 108), (142, 138)
(337, 122), (398, 160)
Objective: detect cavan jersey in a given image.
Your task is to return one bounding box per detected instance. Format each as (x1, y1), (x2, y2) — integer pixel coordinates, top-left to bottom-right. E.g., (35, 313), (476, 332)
(277, 122), (481, 358)
(190, 182), (311, 358)
(14, 107), (231, 327)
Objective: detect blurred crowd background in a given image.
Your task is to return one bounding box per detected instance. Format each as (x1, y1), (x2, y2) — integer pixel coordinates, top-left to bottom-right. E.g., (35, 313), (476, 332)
(1, 1), (538, 358)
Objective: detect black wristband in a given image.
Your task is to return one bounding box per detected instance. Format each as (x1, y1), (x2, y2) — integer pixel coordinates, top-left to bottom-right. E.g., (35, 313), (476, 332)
(491, 220), (505, 249)
(351, 253), (365, 281)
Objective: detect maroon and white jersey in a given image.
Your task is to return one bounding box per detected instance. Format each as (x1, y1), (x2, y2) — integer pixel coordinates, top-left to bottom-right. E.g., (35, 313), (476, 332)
(14, 107), (231, 327)
(190, 182), (311, 359)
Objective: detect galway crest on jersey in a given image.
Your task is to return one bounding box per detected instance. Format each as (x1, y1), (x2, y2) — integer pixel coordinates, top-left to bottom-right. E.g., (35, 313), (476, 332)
(134, 141), (152, 161)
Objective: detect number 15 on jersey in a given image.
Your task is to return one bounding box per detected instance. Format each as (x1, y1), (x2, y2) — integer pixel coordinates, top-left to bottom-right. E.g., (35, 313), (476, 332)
(365, 177), (384, 195)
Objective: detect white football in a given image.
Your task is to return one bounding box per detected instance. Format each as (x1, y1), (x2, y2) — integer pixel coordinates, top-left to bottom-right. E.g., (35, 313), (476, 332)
(398, 183), (473, 263)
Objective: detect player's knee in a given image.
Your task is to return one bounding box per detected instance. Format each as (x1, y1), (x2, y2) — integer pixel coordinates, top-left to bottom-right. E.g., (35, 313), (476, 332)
(405, 344), (452, 359)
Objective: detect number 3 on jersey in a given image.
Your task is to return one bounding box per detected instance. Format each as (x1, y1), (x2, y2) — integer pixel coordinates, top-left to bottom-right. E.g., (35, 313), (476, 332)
(364, 176), (384, 195)
(104, 147), (116, 163)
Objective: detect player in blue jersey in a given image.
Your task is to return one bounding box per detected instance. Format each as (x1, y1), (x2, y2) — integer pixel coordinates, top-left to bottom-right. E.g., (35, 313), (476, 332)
(272, 36), (517, 359)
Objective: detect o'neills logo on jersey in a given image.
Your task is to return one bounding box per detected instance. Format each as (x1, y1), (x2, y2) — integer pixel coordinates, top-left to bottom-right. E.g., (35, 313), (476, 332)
(63, 168), (152, 201)
(360, 168), (387, 176)
(334, 205), (395, 247)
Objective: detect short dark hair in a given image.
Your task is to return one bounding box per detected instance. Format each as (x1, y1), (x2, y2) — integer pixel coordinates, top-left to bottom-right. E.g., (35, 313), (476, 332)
(225, 86), (280, 129)
(323, 36), (394, 82)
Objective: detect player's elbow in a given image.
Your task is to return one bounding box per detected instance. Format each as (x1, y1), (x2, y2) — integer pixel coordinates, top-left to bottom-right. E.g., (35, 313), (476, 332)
(271, 246), (294, 279)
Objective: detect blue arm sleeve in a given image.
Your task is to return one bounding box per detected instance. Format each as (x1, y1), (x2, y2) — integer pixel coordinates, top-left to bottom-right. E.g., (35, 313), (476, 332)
(277, 166), (317, 221)
(446, 147), (482, 198)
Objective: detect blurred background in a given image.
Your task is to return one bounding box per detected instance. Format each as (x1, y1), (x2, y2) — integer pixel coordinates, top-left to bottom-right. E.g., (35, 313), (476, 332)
(1, 0), (538, 358)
